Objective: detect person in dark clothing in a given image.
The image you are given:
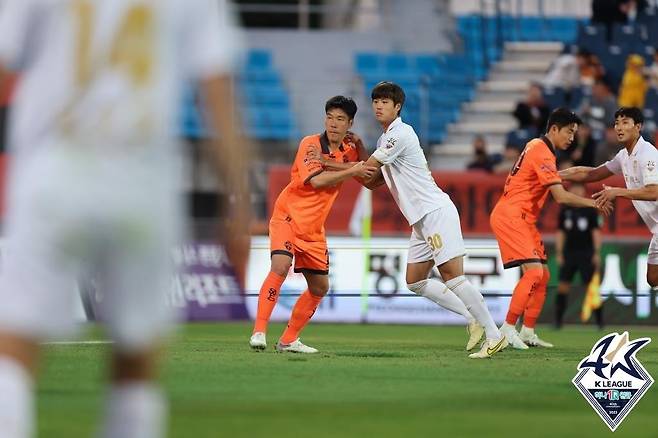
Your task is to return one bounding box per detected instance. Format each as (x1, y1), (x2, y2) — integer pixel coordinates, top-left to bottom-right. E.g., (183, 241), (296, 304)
(558, 123), (598, 167)
(513, 83), (550, 133)
(555, 183), (603, 328)
(466, 135), (500, 172)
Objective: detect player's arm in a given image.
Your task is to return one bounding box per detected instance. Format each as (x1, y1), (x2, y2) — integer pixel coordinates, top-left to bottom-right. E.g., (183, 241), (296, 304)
(200, 74), (252, 287)
(549, 184), (610, 213)
(592, 227), (602, 270)
(559, 164), (614, 182)
(361, 155), (386, 189)
(308, 161), (376, 189)
(593, 183), (658, 203)
(555, 230), (565, 266)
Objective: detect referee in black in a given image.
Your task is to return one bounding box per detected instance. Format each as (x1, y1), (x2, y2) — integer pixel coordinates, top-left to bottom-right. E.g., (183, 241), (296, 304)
(555, 182), (603, 329)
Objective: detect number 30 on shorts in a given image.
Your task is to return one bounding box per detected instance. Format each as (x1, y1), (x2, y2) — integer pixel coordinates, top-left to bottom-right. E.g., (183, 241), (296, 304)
(427, 234), (443, 251)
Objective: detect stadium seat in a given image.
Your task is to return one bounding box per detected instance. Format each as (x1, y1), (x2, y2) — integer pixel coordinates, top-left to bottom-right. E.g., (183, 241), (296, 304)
(542, 87), (567, 110)
(355, 52), (384, 76)
(246, 49), (272, 70)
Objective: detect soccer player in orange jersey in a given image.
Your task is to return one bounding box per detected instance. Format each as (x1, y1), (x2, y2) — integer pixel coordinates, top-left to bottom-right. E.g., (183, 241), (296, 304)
(490, 108), (612, 349)
(249, 96), (377, 353)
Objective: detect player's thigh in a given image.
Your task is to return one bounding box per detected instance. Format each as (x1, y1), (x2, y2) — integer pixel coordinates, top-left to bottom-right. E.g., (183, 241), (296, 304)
(491, 213), (542, 268)
(268, 217), (295, 275)
(417, 205), (466, 267)
(0, 183), (79, 340)
(294, 239), (329, 276)
(99, 214), (181, 352)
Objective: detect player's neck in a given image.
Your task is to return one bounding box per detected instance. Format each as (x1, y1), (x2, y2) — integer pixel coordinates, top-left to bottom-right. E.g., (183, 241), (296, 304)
(328, 139), (342, 151)
(623, 134), (640, 153)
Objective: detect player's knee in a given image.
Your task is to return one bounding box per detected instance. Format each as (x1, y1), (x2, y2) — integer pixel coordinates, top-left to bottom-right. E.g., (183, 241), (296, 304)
(270, 259), (292, 277)
(407, 279), (428, 295)
(647, 271), (658, 288)
(308, 282), (329, 297)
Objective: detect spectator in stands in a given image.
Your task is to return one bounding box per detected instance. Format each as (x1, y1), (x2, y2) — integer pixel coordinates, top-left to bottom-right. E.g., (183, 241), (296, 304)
(646, 49), (658, 89)
(592, 0), (627, 40)
(493, 144), (521, 175)
(466, 135), (499, 172)
(618, 54), (648, 108)
(594, 126), (621, 165)
(513, 83), (550, 133)
(577, 79), (617, 141)
(558, 123), (598, 167)
(580, 52), (606, 87)
(544, 47), (581, 91)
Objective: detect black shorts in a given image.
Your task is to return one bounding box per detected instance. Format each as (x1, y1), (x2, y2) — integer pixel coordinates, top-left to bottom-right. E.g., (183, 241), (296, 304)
(559, 252), (595, 284)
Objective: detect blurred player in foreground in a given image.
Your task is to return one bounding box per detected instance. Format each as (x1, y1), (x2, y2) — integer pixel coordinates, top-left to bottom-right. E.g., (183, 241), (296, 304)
(361, 81), (506, 359)
(0, 1), (250, 437)
(249, 96), (376, 353)
(490, 108), (611, 350)
(561, 107), (658, 288)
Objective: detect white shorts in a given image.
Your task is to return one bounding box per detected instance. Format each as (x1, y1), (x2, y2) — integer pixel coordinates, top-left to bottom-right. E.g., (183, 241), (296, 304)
(407, 203), (466, 266)
(0, 148), (183, 352)
(648, 235), (658, 265)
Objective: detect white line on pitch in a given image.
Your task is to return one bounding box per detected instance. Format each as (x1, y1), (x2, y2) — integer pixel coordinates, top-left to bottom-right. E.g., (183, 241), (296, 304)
(42, 340), (114, 345)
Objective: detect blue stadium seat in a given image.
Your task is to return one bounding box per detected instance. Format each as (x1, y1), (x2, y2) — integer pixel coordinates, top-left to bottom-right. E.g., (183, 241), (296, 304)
(506, 127), (538, 149)
(246, 49), (272, 70)
(542, 87), (567, 110)
(385, 53), (412, 73)
(643, 89), (658, 123)
(355, 52), (384, 75)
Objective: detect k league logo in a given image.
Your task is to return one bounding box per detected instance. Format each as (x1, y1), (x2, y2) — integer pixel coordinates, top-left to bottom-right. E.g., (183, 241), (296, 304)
(572, 332), (653, 431)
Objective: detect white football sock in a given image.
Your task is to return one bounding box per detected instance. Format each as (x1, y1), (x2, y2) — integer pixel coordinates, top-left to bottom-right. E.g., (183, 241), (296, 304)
(0, 357), (33, 438)
(407, 279), (474, 322)
(445, 276), (501, 340)
(101, 382), (166, 438)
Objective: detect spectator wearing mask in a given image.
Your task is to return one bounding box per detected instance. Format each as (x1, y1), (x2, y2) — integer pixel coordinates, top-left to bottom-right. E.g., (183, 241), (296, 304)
(466, 135), (499, 172)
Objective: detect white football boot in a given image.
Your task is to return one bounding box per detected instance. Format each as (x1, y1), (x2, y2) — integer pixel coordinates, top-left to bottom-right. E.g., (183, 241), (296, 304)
(519, 326), (554, 348)
(276, 338), (319, 354)
(500, 324), (529, 350)
(249, 332), (267, 350)
(468, 336), (509, 359)
(466, 320), (485, 351)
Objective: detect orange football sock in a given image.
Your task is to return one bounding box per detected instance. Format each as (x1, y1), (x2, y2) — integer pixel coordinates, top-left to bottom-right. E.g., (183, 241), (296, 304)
(253, 271), (286, 334)
(280, 290), (323, 344)
(506, 268), (544, 326)
(523, 269), (549, 328)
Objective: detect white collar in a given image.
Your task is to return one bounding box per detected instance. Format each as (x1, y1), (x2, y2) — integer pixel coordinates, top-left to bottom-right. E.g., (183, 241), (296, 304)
(385, 117), (402, 133)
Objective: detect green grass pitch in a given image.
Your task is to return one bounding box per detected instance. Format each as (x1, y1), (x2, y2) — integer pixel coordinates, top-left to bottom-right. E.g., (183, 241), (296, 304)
(38, 322), (657, 437)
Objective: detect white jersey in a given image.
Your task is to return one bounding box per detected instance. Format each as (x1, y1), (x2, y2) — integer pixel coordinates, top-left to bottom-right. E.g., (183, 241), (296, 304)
(0, 0), (240, 162)
(605, 136), (658, 233)
(372, 117), (452, 225)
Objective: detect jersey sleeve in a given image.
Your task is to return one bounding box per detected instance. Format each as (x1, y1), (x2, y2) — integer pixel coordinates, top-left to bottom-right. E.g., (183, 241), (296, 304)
(372, 130), (406, 165)
(296, 138), (324, 184)
(0, 0), (38, 70)
(530, 147), (561, 186)
(604, 150), (624, 175)
(184, 0), (243, 80)
(640, 151), (658, 186)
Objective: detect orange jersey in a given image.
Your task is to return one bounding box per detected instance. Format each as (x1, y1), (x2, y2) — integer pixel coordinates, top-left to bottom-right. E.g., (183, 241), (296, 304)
(494, 136), (561, 223)
(272, 132), (360, 240)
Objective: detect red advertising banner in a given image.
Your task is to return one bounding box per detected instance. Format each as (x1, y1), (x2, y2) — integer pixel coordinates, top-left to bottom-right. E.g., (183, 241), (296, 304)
(268, 167), (651, 237)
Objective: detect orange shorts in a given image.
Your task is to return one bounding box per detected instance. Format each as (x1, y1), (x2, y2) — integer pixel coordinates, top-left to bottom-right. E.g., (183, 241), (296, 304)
(269, 216), (329, 275)
(490, 207), (546, 269)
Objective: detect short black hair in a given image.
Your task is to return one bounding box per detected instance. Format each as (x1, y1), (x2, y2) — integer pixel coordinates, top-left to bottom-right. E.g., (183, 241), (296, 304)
(546, 107), (582, 132)
(614, 106), (644, 125)
(325, 95), (357, 120)
(371, 81), (405, 115)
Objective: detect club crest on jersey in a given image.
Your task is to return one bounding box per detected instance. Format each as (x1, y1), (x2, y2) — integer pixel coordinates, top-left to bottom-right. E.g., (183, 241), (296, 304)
(572, 332), (653, 431)
(647, 160), (655, 172)
(385, 137), (397, 149)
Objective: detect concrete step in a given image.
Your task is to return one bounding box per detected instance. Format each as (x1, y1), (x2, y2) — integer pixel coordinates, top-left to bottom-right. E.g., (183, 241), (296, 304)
(488, 71), (547, 82)
(464, 100), (516, 113)
(479, 80), (531, 92)
(475, 90), (525, 102)
(458, 112), (516, 124)
(503, 51), (562, 63)
(447, 119), (516, 135)
(440, 132), (506, 147)
(429, 154), (471, 170)
(493, 59), (554, 73)
(504, 41), (564, 52)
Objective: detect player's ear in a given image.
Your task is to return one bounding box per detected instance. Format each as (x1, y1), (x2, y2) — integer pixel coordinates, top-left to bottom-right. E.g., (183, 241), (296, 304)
(347, 118), (354, 129)
(394, 103), (401, 113)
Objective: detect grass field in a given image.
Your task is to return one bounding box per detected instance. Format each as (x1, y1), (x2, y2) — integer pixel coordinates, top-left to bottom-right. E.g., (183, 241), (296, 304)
(38, 322), (657, 437)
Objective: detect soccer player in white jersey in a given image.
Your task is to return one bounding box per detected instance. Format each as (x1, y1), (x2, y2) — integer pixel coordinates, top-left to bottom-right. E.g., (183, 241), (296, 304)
(0, 1), (250, 437)
(361, 81), (507, 359)
(561, 107), (658, 286)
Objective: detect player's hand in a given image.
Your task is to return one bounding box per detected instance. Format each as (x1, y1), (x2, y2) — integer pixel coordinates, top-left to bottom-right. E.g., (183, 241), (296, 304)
(351, 161), (378, 179)
(593, 185), (618, 210)
(592, 253), (601, 271)
(595, 198), (614, 216)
